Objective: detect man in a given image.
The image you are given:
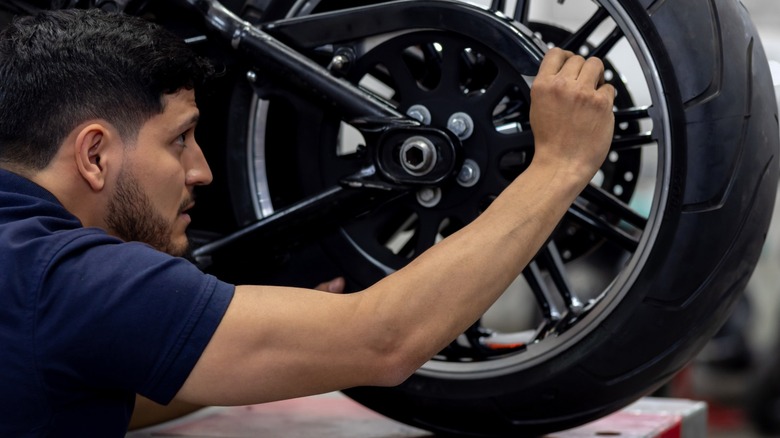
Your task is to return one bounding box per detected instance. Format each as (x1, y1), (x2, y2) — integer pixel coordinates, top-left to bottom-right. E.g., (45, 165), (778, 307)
(0, 8), (614, 436)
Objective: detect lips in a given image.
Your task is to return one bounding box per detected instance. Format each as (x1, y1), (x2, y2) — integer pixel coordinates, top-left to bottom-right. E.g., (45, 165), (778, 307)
(180, 202), (195, 215)
(178, 200), (195, 226)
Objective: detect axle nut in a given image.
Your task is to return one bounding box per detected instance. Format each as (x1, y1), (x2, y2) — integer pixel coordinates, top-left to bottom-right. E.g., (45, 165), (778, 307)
(400, 136), (438, 176)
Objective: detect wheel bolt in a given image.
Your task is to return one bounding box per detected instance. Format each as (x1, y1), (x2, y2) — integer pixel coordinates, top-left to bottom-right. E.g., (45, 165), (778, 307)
(457, 159), (481, 187)
(406, 105), (432, 125)
(447, 112), (474, 140)
(416, 187), (442, 208)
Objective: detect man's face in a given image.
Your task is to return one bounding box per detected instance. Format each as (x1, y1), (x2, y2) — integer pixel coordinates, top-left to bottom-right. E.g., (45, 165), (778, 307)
(105, 89), (212, 256)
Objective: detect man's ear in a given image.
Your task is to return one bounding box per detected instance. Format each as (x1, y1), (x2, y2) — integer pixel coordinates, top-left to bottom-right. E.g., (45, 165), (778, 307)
(74, 123), (114, 192)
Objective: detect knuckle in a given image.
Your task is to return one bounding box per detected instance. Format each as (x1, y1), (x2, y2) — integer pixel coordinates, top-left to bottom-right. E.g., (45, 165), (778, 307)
(587, 56), (605, 69)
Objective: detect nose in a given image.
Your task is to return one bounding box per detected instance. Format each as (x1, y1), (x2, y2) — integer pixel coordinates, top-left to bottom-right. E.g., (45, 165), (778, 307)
(184, 140), (214, 186)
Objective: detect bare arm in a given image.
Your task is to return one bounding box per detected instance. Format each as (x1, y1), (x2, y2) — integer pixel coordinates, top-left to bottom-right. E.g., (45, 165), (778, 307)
(176, 48), (615, 406)
(128, 396), (202, 430)
(128, 277), (345, 429)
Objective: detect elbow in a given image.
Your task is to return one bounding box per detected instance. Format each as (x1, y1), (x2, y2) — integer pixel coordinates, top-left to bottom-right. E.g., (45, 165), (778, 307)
(375, 354), (422, 387)
(365, 337), (430, 387)
(350, 292), (433, 387)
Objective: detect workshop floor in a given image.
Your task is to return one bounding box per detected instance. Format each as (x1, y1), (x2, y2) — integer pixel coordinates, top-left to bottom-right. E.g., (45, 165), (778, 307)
(127, 392), (710, 438)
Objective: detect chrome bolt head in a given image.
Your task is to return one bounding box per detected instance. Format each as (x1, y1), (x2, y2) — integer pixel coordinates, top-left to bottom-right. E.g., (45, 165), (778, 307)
(329, 54), (350, 71)
(406, 105), (432, 125)
(447, 112), (474, 140)
(400, 136), (438, 176)
(416, 187), (442, 208)
(457, 159), (481, 187)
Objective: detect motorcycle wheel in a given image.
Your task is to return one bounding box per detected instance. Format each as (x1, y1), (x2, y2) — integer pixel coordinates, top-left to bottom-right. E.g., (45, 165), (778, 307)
(220, 0), (779, 435)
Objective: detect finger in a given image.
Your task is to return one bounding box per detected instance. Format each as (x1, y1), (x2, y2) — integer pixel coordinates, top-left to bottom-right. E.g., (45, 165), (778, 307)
(314, 277), (345, 294)
(537, 47), (575, 77)
(579, 56), (607, 88)
(558, 54), (587, 79)
(596, 82), (617, 105)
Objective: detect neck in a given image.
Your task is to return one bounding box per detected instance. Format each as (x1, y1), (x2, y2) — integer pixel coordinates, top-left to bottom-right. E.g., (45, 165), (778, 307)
(0, 161), (36, 180)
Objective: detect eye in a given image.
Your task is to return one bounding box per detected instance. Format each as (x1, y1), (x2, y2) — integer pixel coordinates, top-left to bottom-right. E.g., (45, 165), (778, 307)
(175, 132), (187, 147)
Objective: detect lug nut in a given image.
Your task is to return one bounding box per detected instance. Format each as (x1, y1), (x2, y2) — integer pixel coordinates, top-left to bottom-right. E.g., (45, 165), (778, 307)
(416, 187), (442, 208)
(406, 105), (432, 125)
(447, 112), (474, 140)
(457, 159), (481, 187)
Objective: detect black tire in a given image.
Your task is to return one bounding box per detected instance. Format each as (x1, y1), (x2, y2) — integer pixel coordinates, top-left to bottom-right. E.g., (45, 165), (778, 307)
(219, 0), (779, 436)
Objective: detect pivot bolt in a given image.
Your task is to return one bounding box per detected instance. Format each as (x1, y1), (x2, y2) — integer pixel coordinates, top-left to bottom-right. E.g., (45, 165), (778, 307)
(447, 112), (474, 140)
(400, 136), (438, 176)
(328, 48), (355, 73)
(329, 55), (350, 71)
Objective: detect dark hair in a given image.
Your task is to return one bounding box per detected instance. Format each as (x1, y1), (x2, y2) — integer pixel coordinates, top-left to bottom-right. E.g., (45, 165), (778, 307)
(0, 8), (215, 169)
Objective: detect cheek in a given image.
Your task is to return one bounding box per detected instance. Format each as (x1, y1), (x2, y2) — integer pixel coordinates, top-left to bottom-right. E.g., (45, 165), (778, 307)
(135, 160), (186, 214)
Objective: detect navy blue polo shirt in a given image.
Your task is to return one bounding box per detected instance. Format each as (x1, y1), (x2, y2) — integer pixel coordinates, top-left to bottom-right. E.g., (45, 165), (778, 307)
(0, 169), (235, 436)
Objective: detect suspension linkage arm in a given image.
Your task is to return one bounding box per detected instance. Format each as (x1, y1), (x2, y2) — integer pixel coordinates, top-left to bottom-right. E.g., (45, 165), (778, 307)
(174, 0), (403, 121)
(190, 172), (407, 264)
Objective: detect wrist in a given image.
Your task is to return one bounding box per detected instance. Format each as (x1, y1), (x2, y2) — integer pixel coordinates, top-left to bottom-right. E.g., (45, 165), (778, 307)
(526, 149), (599, 194)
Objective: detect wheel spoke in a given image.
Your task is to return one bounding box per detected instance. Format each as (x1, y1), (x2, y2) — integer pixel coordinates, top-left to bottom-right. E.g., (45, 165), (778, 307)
(589, 26), (624, 59)
(560, 7), (610, 53)
(377, 50), (426, 102)
(567, 201), (640, 252)
(472, 71), (519, 116)
(615, 105), (651, 124)
(537, 242), (584, 313)
(413, 212), (443, 257)
(489, 0), (505, 13)
(612, 132), (654, 152)
(512, 0), (530, 24)
(438, 41), (468, 91)
(350, 203), (417, 259)
(611, 106), (654, 151)
(523, 261), (562, 322)
(465, 320), (494, 353)
(580, 184), (647, 228)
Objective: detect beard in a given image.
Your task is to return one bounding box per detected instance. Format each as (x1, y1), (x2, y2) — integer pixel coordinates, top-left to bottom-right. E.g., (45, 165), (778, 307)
(106, 167), (189, 257)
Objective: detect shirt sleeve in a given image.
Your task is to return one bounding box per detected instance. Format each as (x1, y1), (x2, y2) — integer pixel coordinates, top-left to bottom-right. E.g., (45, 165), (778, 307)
(35, 231), (235, 404)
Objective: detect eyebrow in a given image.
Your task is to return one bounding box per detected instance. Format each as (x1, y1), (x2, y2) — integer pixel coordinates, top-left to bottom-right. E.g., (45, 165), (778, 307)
(174, 113), (200, 133)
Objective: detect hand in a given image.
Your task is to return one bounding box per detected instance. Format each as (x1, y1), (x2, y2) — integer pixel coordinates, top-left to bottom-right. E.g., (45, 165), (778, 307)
(529, 47), (615, 181)
(314, 277), (345, 293)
